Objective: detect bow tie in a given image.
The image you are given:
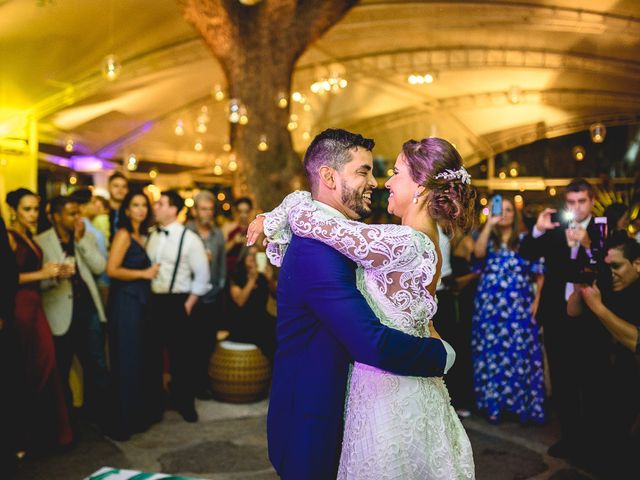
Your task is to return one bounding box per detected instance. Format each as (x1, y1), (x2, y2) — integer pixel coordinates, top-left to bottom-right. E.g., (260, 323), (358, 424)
(158, 227), (169, 236)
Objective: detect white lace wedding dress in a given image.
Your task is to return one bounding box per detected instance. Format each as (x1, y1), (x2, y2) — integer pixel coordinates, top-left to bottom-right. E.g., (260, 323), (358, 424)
(263, 191), (475, 480)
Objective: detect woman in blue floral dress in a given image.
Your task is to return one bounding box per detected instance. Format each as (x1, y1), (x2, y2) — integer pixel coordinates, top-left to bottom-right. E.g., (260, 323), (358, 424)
(472, 197), (546, 424)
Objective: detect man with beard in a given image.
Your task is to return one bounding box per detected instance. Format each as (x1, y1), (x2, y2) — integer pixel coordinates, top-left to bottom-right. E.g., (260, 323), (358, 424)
(259, 129), (455, 480)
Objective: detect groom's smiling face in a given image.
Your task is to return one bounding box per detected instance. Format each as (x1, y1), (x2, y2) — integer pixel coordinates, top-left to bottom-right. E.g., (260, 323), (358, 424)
(335, 148), (376, 220)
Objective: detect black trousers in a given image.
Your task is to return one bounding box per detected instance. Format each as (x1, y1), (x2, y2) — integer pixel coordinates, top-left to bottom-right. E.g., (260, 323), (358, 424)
(191, 298), (222, 393)
(53, 304), (109, 424)
(148, 294), (196, 412)
(542, 309), (613, 453)
(432, 289), (475, 410)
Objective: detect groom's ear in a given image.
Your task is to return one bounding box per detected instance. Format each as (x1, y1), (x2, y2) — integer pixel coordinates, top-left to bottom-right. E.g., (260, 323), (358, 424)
(319, 166), (336, 189)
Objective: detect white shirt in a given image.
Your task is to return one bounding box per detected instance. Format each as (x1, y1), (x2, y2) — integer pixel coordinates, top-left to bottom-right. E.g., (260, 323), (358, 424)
(146, 221), (211, 296)
(313, 200), (457, 374)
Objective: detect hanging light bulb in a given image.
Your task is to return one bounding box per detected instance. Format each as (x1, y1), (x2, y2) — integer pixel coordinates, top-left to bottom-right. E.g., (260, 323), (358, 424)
(101, 54), (122, 81)
(258, 134), (269, 152)
(213, 165), (223, 176)
(277, 91), (288, 109)
(222, 142), (232, 152)
(213, 84), (225, 102)
(302, 131), (311, 141)
(590, 122), (606, 143)
(287, 114), (299, 131)
(194, 139), (204, 152)
(69, 174), (78, 185)
(174, 119), (184, 136)
(149, 168), (158, 179)
(228, 99), (240, 123)
(238, 105), (249, 125)
(126, 153), (137, 171)
(196, 122), (207, 133)
(64, 139), (74, 153)
(572, 145), (586, 161)
(228, 160), (238, 172)
(508, 86), (521, 104)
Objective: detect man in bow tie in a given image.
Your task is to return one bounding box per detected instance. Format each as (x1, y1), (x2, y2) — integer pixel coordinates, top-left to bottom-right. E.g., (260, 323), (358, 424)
(145, 190), (210, 423)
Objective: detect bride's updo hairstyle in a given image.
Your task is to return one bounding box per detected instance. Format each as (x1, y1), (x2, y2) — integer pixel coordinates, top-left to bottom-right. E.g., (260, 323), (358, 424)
(402, 137), (475, 235)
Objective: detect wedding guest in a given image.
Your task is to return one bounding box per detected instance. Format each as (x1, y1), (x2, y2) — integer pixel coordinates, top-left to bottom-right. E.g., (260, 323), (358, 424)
(91, 195), (110, 247)
(223, 197), (252, 274)
(472, 197), (546, 424)
(446, 232), (479, 417)
(70, 188), (108, 259)
(186, 191), (226, 400)
(604, 203), (630, 238)
(567, 234), (640, 476)
(229, 246), (277, 361)
(5, 189), (72, 452)
(106, 190), (158, 440)
(35, 196), (110, 427)
(520, 178), (609, 459)
(108, 172), (129, 240)
(146, 190), (210, 422)
(0, 216), (20, 474)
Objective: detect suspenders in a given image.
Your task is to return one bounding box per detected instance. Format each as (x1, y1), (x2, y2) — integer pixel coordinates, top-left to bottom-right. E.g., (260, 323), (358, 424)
(168, 228), (187, 294)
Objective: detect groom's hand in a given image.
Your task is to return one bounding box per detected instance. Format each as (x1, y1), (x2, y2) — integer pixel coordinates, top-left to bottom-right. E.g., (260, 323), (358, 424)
(247, 216), (265, 246)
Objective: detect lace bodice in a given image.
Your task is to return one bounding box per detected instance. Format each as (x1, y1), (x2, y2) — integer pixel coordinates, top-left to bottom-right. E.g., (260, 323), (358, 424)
(263, 191), (438, 337)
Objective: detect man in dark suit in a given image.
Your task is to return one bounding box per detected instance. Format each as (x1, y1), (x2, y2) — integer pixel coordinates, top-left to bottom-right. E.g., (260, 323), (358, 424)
(266, 129), (455, 480)
(0, 217), (19, 476)
(520, 178), (611, 461)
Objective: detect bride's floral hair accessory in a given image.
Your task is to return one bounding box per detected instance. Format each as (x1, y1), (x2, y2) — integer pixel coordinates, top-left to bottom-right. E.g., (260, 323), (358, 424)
(434, 166), (471, 185)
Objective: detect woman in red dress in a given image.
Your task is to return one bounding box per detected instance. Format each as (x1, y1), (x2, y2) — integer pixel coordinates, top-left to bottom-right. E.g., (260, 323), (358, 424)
(6, 188), (72, 452)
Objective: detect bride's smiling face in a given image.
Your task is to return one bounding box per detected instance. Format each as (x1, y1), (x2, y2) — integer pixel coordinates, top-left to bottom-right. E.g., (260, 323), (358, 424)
(385, 152), (420, 218)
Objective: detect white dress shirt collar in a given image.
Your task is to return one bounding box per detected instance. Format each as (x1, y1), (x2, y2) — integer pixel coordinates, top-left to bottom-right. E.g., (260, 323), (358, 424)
(313, 200), (348, 220)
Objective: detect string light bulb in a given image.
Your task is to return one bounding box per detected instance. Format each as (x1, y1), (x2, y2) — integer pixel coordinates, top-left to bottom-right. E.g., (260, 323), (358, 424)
(126, 153), (137, 171)
(64, 139), (74, 153)
(194, 139), (203, 152)
(257, 134), (269, 152)
(174, 119), (184, 136)
(101, 54), (122, 81)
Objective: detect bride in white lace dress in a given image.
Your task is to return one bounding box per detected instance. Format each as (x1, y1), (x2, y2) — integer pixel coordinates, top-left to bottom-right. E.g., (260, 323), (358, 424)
(257, 138), (475, 479)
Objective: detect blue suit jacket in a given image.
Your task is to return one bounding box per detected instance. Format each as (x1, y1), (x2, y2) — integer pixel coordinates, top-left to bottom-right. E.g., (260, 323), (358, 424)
(267, 235), (448, 479)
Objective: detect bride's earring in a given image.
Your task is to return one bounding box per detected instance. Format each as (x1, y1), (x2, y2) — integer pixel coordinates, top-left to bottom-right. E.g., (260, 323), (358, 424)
(412, 191), (420, 204)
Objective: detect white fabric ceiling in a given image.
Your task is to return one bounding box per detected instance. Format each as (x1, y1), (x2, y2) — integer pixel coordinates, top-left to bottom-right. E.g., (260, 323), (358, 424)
(1, 0), (639, 181)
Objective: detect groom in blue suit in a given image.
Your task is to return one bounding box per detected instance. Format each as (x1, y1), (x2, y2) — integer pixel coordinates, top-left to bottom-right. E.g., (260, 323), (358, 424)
(266, 129), (455, 479)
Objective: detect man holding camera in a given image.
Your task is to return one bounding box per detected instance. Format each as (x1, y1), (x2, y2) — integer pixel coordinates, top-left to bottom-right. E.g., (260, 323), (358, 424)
(567, 234), (640, 473)
(520, 178), (610, 461)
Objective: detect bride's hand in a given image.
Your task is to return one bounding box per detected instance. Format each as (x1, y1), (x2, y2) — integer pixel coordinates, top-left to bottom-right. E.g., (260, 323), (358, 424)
(247, 216), (265, 246)
(428, 321), (441, 339)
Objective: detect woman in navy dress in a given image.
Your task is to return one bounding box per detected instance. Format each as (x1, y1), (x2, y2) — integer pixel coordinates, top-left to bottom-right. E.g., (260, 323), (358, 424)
(106, 190), (158, 440)
(472, 197), (546, 424)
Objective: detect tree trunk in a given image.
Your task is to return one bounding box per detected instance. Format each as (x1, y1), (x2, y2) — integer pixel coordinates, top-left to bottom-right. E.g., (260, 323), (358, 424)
(178, 0), (356, 210)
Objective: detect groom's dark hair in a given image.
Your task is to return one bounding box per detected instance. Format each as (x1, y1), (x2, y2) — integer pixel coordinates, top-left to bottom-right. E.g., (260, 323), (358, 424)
(304, 128), (375, 194)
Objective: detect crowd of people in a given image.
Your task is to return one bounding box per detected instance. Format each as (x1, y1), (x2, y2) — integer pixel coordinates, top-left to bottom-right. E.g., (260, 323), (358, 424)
(0, 174), (277, 474)
(435, 178), (640, 475)
(1, 161), (638, 477)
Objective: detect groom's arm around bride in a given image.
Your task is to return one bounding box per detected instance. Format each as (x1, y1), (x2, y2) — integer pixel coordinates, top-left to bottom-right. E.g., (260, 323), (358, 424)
(267, 234), (452, 480)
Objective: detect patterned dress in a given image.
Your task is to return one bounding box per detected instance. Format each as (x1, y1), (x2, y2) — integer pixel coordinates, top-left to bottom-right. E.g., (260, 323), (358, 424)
(471, 239), (546, 423)
(264, 191), (475, 480)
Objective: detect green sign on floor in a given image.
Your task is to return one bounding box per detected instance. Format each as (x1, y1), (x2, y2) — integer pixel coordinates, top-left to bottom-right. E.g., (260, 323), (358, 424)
(86, 467), (201, 480)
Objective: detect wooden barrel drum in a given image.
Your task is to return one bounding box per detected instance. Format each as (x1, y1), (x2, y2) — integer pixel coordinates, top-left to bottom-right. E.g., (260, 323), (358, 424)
(209, 341), (271, 403)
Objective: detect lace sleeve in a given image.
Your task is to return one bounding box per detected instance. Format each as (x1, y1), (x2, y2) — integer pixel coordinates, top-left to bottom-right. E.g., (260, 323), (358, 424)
(288, 199), (423, 271)
(262, 191), (312, 267)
